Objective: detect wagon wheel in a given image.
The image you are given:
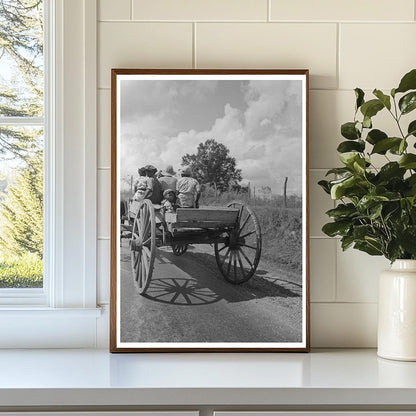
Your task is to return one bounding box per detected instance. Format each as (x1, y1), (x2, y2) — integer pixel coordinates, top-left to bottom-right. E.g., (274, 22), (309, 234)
(172, 243), (188, 256)
(130, 199), (156, 295)
(214, 201), (262, 284)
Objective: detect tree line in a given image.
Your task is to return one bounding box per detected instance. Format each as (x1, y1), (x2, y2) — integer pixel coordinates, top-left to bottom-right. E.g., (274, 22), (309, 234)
(0, 0), (43, 258)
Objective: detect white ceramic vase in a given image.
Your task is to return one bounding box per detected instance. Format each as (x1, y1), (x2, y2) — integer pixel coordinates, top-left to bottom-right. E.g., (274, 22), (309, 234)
(378, 259), (416, 361)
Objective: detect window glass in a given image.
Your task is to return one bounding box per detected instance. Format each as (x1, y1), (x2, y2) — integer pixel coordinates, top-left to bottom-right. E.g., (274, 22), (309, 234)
(0, 0), (44, 289)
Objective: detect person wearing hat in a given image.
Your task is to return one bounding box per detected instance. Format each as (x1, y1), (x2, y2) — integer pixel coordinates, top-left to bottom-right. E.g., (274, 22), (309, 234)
(160, 188), (177, 215)
(177, 165), (201, 208)
(132, 166), (147, 201)
(142, 164), (163, 204)
(158, 164), (177, 193)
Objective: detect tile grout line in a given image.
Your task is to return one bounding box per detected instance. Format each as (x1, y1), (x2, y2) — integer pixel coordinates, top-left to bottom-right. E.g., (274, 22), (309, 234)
(97, 19), (415, 24)
(333, 230), (338, 303)
(193, 22), (197, 68)
(267, 0), (271, 22)
(311, 301), (378, 305)
(130, 0), (133, 20)
(336, 22), (340, 90)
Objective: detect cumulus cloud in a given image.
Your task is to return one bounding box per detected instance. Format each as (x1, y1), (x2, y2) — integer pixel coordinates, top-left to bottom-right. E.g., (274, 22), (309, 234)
(119, 79), (304, 195)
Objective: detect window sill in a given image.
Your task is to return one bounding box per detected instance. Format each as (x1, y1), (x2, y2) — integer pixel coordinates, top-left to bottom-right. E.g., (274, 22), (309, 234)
(0, 349), (415, 410)
(0, 306), (101, 316)
(0, 307), (103, 348)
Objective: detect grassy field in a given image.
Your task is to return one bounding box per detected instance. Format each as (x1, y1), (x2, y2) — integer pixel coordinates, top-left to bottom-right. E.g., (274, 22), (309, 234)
(200, 190), (303, 272)
(0, 252), (43, 288)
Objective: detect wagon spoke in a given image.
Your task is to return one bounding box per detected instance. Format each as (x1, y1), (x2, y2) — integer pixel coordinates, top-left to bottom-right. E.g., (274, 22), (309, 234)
(143, 222), (151, 240)
(233, 254), (238, 281)
(242, 243), (257, 250)
(239, 213), (251, 233)
(217, 244), (227, 253)
(219, 247), (230, 268)
(236, 250), (246, 277)
(238, 247), (253, 268)
(134, 251), (140, 268)
(225, 251), (233, 276)
(142, 237), (151, 246)
(240, 229), (256, 239)
(142, 251), (149, 277)
(137, 254), (142, 283)
(140, 257), (146, 286)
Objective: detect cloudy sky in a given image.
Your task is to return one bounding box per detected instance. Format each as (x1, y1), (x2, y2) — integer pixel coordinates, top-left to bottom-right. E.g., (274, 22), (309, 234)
(119, 78), (304, 195)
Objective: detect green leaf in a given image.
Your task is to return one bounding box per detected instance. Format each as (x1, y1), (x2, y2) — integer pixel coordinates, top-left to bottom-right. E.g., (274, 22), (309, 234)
(322, 221), (351, 237)
(391, 88), (396, 97)
(355, 88), (365, 110)
(354, 241), (383, 256)
(369, 203), (383, 220)
(325, 167), (351, 176)
(318, 180), (331, 194)
(407, 120), (416, 137)
(378, 162), (406, 181)
(373, 89), (391, 110)
(341, 235), (355, 251)
(360, 99), (384, 120)
(337, 140), (365, 153)
(326, 203), (356, 220)
(399, 154), (416, 169)
(357, 195), (389, 211)
(396, 69), (416, 94)
(363, 115), (372, 129)
(386, 240), (402, 262)
(341, 122), (360, 140)
(339, 152), (360, 167)
(398, 226), (416, 255)
(330, 175), (357, 199)
(366, 129), (387, 145)
(353, 224), (374, 239)
(371, 137), (402, 154)
(390, 139), (408, 155)
(399, 91), (416, 115)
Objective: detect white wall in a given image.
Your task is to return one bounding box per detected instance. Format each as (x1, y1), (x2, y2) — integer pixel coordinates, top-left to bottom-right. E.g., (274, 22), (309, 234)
(96, 0), (416, 347)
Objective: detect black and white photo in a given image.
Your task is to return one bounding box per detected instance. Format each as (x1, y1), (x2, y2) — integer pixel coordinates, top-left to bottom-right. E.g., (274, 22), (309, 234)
(110, 69), (309, 352)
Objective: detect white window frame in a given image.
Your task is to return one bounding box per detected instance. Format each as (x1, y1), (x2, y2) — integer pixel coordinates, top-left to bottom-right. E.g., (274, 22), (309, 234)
(0, 0), (101, 348)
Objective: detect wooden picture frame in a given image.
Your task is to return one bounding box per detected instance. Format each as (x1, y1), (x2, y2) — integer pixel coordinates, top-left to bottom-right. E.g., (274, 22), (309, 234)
(110, 69), (310, 352)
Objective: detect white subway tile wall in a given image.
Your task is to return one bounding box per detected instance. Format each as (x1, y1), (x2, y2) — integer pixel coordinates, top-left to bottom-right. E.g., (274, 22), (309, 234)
(196, 23), (338, 89)
(132, 0), (269, 21)
(99, 0), (131, 21)
(96, 0), (416, 347)
(270, 0), (414, 22)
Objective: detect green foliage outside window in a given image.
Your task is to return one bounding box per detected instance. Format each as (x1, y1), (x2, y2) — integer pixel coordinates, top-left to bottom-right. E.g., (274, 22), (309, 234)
(0, 0), (44, 288)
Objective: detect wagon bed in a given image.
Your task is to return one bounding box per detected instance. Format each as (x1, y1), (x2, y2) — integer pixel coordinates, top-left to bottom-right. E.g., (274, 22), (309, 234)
(165, 207), (239, 230)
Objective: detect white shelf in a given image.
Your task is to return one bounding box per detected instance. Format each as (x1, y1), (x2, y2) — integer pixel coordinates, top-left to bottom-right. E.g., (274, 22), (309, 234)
(0, 349), (416, 408)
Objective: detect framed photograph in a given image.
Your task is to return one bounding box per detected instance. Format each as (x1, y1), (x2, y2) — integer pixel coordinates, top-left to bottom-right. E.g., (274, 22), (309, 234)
(110, 69), (310, 352)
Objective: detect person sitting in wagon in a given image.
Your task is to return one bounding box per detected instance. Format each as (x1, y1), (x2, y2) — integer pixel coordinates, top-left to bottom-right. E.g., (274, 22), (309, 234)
(158, 165), (177, 192)
(132, 167), (147, 201)
(160, 188), (177, 215)
(142, 164), (163, 204)
(176, 166), (201, 208)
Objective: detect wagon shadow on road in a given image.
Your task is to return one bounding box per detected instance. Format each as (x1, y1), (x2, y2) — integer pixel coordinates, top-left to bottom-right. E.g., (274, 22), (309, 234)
(142, 248), (301, 306)
(143, 277), (222, 306)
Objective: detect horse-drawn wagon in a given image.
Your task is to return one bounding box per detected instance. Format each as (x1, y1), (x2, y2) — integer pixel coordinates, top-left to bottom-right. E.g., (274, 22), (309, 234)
(121, 199), (262, 295)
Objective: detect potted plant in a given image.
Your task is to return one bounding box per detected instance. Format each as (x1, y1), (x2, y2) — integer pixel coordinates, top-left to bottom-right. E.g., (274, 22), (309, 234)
(319, 68), (416, 361)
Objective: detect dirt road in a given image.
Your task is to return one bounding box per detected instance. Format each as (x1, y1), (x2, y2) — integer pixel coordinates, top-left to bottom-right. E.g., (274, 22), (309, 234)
(120, 242), (303, 343)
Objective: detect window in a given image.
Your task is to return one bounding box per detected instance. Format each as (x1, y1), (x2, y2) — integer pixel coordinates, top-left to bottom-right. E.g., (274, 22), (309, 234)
(0, 0), (45, 294)
(0, 0), (100, 349)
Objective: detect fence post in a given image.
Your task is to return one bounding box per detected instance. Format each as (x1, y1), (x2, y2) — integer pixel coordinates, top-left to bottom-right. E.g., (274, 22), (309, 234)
(284, 177), (288, 208)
